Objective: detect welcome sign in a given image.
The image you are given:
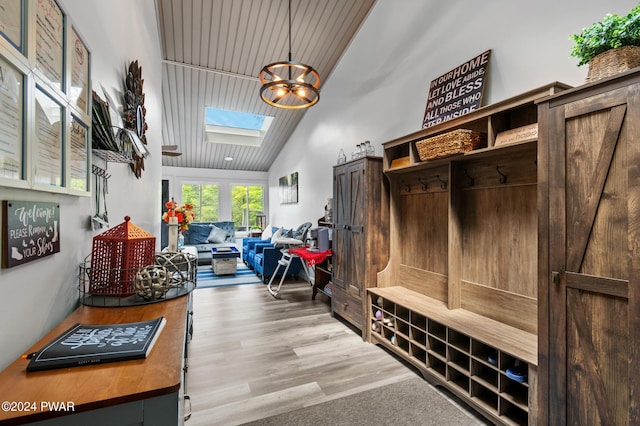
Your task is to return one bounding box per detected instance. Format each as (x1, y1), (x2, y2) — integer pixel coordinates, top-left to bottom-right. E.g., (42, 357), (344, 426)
(422, 50), (491, 128)
(2, 200), (60, 268)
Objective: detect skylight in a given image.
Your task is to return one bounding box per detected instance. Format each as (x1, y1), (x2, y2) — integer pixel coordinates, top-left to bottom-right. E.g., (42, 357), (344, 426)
(204, 107), (273, 147)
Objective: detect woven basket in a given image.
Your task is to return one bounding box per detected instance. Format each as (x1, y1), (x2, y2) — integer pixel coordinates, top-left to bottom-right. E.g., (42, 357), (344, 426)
(587, 45), (640, 82)
(416, 129), (486, 161)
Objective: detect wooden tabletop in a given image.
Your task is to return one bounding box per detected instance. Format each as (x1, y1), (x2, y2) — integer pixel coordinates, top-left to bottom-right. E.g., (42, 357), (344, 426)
(0, 295), (188, 424)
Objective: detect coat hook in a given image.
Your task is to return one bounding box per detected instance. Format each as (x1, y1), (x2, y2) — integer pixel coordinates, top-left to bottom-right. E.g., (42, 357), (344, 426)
(496, 166), (507, 184)
(436, 174), (448, 189)
(401, 180), (411, 193)
(463, 169), (475, 186)
(418, 178), (428, 191)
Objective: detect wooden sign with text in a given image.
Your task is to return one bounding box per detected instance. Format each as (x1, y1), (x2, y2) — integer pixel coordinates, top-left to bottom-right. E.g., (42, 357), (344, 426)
(422, 50), (491, 128)
(2, 200), (60, 268)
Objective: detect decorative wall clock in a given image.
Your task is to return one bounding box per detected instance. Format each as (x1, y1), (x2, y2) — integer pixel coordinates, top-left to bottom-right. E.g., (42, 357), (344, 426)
(123, 60), (147, 178)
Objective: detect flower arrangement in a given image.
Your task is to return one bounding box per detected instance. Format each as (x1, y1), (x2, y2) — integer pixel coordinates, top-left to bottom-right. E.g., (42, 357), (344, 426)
(162, 200), (195, 231)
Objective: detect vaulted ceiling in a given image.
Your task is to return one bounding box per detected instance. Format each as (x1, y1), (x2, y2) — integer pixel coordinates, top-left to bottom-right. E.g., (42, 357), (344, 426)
(155, 0), (376, 171)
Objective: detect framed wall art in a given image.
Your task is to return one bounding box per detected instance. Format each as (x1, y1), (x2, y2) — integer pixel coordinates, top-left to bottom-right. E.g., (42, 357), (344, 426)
(0, 0), (23, 51)
(279, 172), (298, 204)
(0, 0), (92, 196)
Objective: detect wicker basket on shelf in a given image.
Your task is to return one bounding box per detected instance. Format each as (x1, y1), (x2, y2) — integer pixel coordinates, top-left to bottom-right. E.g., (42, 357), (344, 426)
(586, 45), (640, 82)
(415, 129), (486, 161)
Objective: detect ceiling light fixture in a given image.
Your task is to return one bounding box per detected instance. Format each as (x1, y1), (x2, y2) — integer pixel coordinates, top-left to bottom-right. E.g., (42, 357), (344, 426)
(259, 0), (320, 109)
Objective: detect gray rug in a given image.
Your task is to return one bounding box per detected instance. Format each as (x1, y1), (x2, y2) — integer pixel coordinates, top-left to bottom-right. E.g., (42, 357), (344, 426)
(241, 377), (490, 425)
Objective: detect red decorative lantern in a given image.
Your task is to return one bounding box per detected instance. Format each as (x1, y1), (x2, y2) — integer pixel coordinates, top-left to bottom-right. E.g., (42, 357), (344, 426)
(89, 216), (156, 296)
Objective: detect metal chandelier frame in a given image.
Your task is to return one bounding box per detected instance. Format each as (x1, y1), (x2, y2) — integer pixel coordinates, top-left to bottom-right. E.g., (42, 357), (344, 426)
(259, 0), (320, 109)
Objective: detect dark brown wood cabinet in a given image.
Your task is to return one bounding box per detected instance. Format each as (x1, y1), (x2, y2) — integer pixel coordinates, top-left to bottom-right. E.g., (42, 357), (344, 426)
(537, 69), (640, 425)
(332, 156), (389, 333)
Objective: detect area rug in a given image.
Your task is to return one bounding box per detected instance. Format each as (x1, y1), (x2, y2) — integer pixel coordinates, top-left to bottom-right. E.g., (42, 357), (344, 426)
(241, 377), (489, 425)
(196, 261), (263, 288)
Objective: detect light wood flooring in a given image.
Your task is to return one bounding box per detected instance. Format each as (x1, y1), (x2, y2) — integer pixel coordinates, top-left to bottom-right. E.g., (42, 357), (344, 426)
(186, 280), (480, 425)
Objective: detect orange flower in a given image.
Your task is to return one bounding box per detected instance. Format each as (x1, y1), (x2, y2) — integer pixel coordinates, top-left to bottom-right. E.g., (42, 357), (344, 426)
(163, 200), (195, 231)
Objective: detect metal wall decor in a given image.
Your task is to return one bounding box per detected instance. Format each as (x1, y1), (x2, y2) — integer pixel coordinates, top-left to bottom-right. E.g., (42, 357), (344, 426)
(123, 60), (148, 178)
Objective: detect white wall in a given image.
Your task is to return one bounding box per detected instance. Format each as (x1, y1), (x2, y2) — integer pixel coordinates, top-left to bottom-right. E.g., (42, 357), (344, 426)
(0, 0), (162, 370)
(267, 0), (639, 225)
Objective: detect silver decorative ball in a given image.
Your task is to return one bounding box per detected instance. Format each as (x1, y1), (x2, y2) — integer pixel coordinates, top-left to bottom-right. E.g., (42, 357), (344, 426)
(134, 266), (169, 300)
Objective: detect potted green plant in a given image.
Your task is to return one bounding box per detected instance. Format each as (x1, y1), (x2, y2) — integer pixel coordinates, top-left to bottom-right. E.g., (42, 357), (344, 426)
(570, 4), (640, 81)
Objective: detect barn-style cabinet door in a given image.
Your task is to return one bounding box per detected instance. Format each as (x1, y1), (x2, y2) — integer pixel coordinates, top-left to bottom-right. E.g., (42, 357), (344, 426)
(538, 73), (640, 425)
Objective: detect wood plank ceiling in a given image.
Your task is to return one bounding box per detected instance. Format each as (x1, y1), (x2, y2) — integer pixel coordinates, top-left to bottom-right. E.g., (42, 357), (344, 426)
(155, 0), (376, 171)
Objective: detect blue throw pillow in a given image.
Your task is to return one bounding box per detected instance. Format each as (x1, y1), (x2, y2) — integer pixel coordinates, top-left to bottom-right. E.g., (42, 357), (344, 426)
(189, 224), (212, 244)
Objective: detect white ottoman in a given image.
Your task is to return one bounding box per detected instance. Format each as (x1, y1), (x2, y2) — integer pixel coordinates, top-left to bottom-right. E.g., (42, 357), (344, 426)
(212, 257), (237, 275)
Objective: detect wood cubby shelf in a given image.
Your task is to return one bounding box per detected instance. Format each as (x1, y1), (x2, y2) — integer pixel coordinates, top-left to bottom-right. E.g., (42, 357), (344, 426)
(382, 82), (570, 173)
(369, 286), (535, 425)
(371, 82), (573, 425)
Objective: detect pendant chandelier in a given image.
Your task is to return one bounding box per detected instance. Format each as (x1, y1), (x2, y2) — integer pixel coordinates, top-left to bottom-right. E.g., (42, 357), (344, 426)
(259, 0), (320, 109)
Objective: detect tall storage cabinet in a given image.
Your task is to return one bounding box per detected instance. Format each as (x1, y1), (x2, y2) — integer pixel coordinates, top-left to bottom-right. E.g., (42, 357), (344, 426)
(537, 70), (640, 425)
(332, 156), (389, 333)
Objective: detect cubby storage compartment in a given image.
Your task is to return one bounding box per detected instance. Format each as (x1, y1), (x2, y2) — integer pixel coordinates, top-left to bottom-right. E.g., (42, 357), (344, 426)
(447, 365), (469, 393)
(396, 318), (410, 337)
(367, 287), (536, 425)
(410, 343), (427, 364)
(428, 353), (447, 377)
(448, 347), (470, 373)
(472, 340), (498, 367)
(428, 319), (446, 341)
(500, 398), (528, 426)
(471, 379), (499, 411)
(428, 335), (447, 358)
(448, 329), (470, 352)
(410, 325), (427, 347)
(384, 142), (411, 170)
(500, 374), (528, 407)
(471, 360), (498, 390)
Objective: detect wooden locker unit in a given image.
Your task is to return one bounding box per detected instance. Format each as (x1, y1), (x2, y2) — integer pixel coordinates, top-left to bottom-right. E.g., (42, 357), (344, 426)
(332, 156), (389, 333)
(371, 82), (570, 425)
(537, 69), (640, 425)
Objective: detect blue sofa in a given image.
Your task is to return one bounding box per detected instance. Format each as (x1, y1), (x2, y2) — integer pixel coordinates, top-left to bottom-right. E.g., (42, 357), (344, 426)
(243, 222), (312, 283)
(182, 221), (236, 265)
(254, 244), (302, 283)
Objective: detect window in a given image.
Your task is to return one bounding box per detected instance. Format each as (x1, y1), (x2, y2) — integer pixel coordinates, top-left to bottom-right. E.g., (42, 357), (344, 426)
(204, 107), (274, 147)
(231, 185), (264, 231)
(182, 183), (219, 221)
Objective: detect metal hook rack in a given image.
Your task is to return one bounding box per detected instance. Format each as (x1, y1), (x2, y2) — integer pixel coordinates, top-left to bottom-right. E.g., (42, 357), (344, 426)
(463, 169), (475, 187)
(496, 166), (507, 184)
(418, 178), (428, 191)
(437, 174), (448, 189)
(92, 165), (111, 179)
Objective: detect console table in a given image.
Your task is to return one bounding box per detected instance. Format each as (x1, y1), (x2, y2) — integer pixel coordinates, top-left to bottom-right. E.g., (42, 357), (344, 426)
(0, 295), (191, 425)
